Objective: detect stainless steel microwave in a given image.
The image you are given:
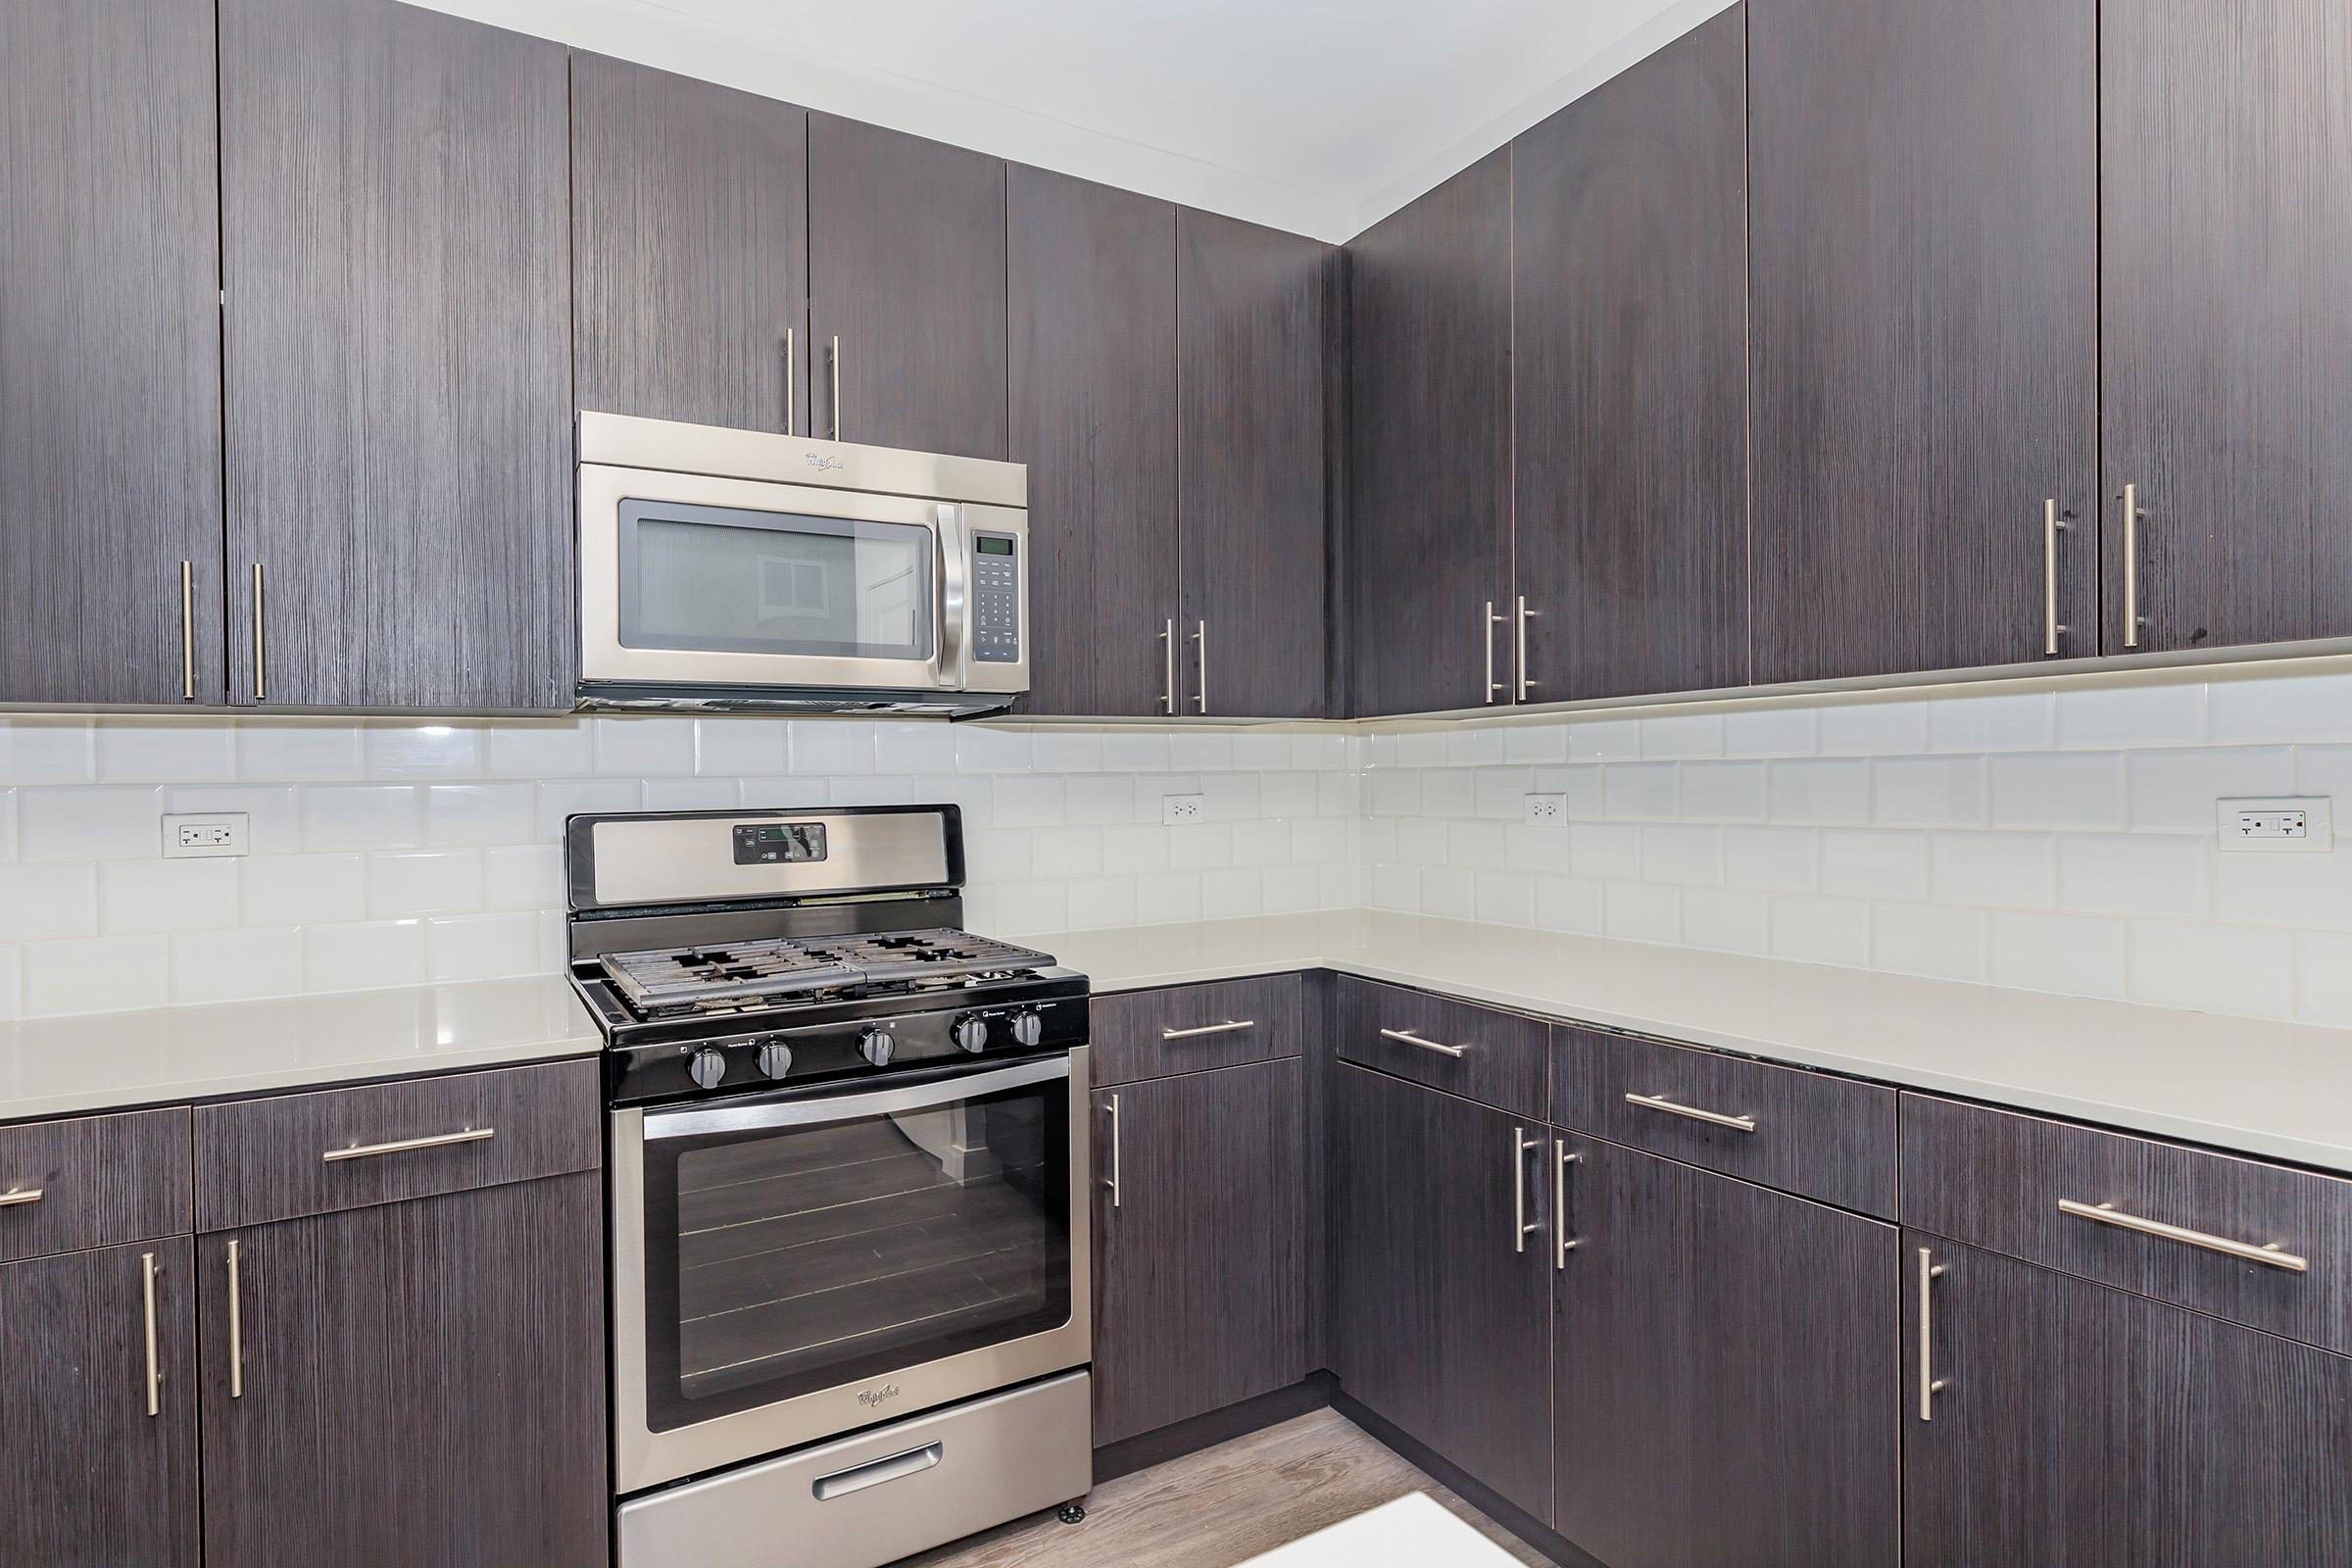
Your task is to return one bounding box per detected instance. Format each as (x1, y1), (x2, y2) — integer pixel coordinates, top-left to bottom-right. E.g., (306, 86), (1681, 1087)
(578, 413), (1029, 716)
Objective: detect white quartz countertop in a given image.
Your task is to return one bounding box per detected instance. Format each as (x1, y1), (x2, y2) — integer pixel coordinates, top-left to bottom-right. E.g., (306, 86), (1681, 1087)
(0, 976), (602, 1122)
(1027, 910), (2352, 1175)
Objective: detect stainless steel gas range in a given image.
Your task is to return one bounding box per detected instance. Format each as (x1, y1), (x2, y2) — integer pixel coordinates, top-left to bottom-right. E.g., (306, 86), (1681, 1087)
(565, 806), (1093, 1568)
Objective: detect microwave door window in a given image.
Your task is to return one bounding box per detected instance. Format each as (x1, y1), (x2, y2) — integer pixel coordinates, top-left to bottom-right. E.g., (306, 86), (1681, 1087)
(619, 501), (936, 662)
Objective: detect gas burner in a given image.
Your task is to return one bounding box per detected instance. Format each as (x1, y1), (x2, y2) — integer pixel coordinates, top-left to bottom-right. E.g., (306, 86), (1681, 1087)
(598, 927), (1056, 1019)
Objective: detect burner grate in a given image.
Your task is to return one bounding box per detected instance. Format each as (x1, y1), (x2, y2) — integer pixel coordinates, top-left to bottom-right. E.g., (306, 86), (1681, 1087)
(599, 928), (1055, 1017)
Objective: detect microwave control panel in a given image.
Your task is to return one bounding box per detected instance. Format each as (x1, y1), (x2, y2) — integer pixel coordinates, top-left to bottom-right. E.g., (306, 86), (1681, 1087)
(971, 534), (1021, 663)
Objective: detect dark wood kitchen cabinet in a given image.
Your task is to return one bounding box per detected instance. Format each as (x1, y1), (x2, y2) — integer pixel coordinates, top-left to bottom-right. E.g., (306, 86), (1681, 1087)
(808, 114), (1006, 460)
(1346, 150), (1514, 716)
(218, 0), (574, 710)
(1331, 1061), (1551, 1523)
(1176, 211), (1332, 719)
(1906, 1234), (2352, 1565)
(1511, 10), (1749, 704)
(196, 1173), (606, 1568)
(2099, 0), (2352, 656)
(1747, 0), (2098, 683)
(0, 1238), (201, 1568)
(1550, 1135), (1899, 1568)
(0, 0), (223, 707)
(571, 53), (809, 435)
(1008, 167), (1181, 717)
(1092, 1059), (1306, 1446)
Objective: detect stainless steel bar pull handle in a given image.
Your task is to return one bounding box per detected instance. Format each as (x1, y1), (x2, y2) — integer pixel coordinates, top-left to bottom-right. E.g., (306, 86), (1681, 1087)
(1160, 1019), (1255, 1041)
(1484, 602), (1507, 703)
(1379, 1026), (1466, 1058)
(2058, 1199), (2309, 1272)
(0, 1187), (42, 1208)
(139, 1251), (164, 1417)
(321, 1125), (495, 1163)
(1512, 1127), (1544, 1253)
(1623, 1093), (1757, 1134)
(812, 1442), (944, 1501)
(250, 563), (266, 701)
(1159, 618), (1177, 714)
(829, 335), (842, 440)
(1102, 1095), (1122, 1209)
(226, 1238), (244, 1398)
(2123, 483), (2143, 648)
(1554, 1141), (1580, 1270)
(2043, 500), (2069, 657)
(1191, 620), (1207, 713)
(1918, 1247), (1946, 1421)
(1515, 596), (1537, 701)
(179, 561), (196, 700)
(784, 326), (797, 434)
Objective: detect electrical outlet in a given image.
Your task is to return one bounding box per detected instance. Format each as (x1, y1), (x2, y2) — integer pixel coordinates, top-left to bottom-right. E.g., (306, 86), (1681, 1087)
(1524, 793), (1568, 827)
(163, 812), (249, 858)
(1162, 793), (1205, 825)
(2217, 797), (2332, 853)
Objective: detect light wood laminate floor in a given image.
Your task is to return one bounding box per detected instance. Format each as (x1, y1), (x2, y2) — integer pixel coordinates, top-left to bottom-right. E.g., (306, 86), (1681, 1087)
(896, 1407), (1552, 1568)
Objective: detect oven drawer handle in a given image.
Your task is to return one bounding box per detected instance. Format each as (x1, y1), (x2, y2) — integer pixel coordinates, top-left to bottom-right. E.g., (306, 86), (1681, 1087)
(645, 1054), (1072, 1140)
(2058, 1199), (2309, 1272)
(1161, 1018), (1254, 1041)
(811, 1442), (944, 1501)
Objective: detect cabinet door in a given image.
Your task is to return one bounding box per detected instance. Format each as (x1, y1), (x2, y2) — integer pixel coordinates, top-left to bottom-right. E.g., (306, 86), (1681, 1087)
(1332, 1062), (1551, 1521)
(1346, 151), (1514, 716)
(0, 0), (222, 707)
(572, 53), (808, 434)
(0, 1238), (199, 1568)
(1512, 10), (1749, 704)
(1008, 167), (1179, 718)
(219, 0), (573, 710)
(1552, 1136), (1898, 1568)
(2100, 0), (2352, 654)
(808, 114), (1006, 460)
(1176, 211), (1331, 719)
(1907, 1234), (2352, 1565)
(1092, 1059), (1305, 1446)
(197, 1176), (605, 1568)
(1748, 0), (2097, 682)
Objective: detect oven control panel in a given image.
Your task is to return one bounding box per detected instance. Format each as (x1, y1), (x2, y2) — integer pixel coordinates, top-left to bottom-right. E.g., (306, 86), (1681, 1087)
(731, 821), (828, 865)
(971, 533), (1021, 664)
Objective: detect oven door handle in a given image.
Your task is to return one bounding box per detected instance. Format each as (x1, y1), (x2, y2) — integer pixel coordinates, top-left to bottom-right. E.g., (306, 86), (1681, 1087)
(936, 503), (968, 690)
(643, 1055), (1071, 1141)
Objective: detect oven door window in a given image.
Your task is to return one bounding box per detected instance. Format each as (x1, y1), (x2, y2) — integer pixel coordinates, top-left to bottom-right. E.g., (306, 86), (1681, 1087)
(637, 1065), (1072, 1433)
(618, 498), (936, 662)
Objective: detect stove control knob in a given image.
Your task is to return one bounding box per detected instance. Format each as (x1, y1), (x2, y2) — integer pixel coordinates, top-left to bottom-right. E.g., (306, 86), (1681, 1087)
(954, 1016), (990, 1054)
(757, 1040), (794, 1080)
(688, 1048), (728, 1091)
(859, 1027), (897, 1068)
(1010, 1010), (1045, 1049)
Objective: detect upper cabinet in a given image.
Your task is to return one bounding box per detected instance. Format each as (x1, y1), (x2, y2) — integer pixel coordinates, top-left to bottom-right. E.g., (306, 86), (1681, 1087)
(808, 115), (1007, 460)
(2099, 0), (2352, 656)
(1008, 168), (1181, 718)
(219, 0), (574, 710)
(1747, 0), (2099, 684)
(1178, 212), (1333, 720)
(572, 54), (809, 435)
(1511, 10), (1750, 704)
(0, 0), (223, 707)
(1347, 150), (1515, 717)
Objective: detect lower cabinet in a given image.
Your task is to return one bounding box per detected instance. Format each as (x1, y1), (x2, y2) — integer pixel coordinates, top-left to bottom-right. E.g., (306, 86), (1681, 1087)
(1332, 1062), (1553, 1522)
(0, 1237), (201, 1568)
(1551, 1135), (1899, 1568)
(1092, 1058), (1306, 1446)
(1906, 1233), (2352, 1565)
(194, 1172), (607, 1568)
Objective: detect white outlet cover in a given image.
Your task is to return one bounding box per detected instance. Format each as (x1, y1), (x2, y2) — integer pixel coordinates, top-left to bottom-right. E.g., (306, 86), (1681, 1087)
(1523, 793), (1569, 827)
(163, 812), (250, 858)
(2216, 797), (2332, 854)
(1162, 793), (1205, 825)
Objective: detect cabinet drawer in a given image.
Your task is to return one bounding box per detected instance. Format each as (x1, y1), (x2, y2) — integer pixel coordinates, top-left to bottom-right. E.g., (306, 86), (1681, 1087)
(1552, 1027), (1896, 1217)
(0, 1107), (191, 1262)
(1090, 974), (1302, 1086)
(1335, 976), (1547, 1119)
(1901, 1093), (2352, 1354)
(194, 1058), (601, 1230)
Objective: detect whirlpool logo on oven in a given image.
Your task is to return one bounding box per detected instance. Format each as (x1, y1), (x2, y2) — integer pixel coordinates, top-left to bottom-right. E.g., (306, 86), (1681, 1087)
(857, 1383), (903, 1409)
(805, 451), (846, 471)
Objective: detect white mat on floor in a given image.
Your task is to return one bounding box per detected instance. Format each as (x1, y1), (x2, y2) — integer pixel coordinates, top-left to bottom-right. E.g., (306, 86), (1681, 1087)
(1236, 1492), (1524, 1565)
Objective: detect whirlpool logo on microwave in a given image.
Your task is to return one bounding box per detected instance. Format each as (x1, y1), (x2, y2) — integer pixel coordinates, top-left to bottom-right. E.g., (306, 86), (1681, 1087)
(805, 452), (846, 472)
(857, 1383), (903, 1409)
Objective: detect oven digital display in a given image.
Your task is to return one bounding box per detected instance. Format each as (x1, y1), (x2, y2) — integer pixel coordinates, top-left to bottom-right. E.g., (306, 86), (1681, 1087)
(731, 822), (828, 865)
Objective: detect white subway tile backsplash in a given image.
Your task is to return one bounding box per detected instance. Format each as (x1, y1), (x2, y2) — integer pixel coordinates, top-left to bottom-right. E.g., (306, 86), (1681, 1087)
(1640, 824), (1722, 885)
(1989, 752), (2126, 829)
(302, 785), (421, 852)
(1603, 763), (1679, 821)
(2058, 682), (2206, 750)
(1872, 756), (1987, 827)
(1929, 832), (2055, 909)
(1680, 761), (1767, 822)
(236, 721), (364, 781)
(0, 719), (97, 786)
(100, 859), (237, 935)
(1536, 876), (1604, 934)
(1820, 830), (1928, 901)
(591, 716), (695, 776)
(1873, 904), (1987, 983)
(1768, 760), (1870, 824)
(1681, 888), (1769, 955)
(2128, 920), (2294, 1019)
(2295, 932), (2352, 1028)
(1032, 729), (1104, 772)
(171, 926), (304, 1004)
(1818, 700), (1929, 757)
(1724, 826), (1817, 892)
(423, 783), (536, 848)
(25, 935), (168, 1014)
(98, 720), (237, 784)
(1569, 719), (1642, 761)
(166, 784), (300, 855)
(425, 912), (541, 983)
(303, 919), (426, 992)
(2211, 849), (2352, 932)
(2058, 834), (2208, 919)
(533, 779), (644, 839)
(1604, 883), (1680, 944)
(2126, 747), (2295, 833)
(367, 722), (485, 778)
(1988, 911), (2127, 1001)
(1929, 691), (2055, 753)
(1640, 713), (1723, 759)
(1723, 707), (1816, 758)
(241, 855), (367, 927)
(366, 850), (483, 919)
(697, 718), (793, 776)
(1769, 894), (1871, 967)
(19, 786), (165, 861)
(0, 864), (98, 943)
(0, 789), (15, 861)
(2207, 671), (2352, 745)
(1570, 823), (1642, 881)
(486, 722), (593, 778)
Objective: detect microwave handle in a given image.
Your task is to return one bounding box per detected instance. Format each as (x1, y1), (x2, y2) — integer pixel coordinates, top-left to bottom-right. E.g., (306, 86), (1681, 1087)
(936, 503), (969, 690)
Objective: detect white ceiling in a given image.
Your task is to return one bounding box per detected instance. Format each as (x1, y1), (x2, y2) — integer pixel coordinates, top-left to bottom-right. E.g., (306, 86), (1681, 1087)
(418, 0), (1734, 240)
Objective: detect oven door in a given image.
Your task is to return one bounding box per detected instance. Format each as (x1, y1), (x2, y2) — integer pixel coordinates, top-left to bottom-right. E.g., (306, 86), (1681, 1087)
(612, 1050), (1092, 1493)
(582, 462), (967, 694)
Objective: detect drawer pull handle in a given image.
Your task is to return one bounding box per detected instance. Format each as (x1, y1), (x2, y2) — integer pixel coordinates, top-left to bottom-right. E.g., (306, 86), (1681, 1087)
(1555, 1141), (1581, 1270)
(1624, 1093), (1756, 1133)
(1512, 1127), (1544, 1253)
(140, 1251), (163, 1418)
(322, 1125), (496, 1163)
(1161, 1018), (1255, 1041)
(2057, 1199), (2308, 1273)
(0, 1187), (43, 1208)
(1102, 1095), (1121, 1210)
(1918, 1247), (1946, 1421)
(226, 1239), (244, 1399)
(812, 1442), (944, 1501)
(1380, 1027), (1466, 1059)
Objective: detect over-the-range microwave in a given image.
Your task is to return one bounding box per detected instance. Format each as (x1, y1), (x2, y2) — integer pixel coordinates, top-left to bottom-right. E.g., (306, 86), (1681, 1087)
(578, 412), (1029, 717)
